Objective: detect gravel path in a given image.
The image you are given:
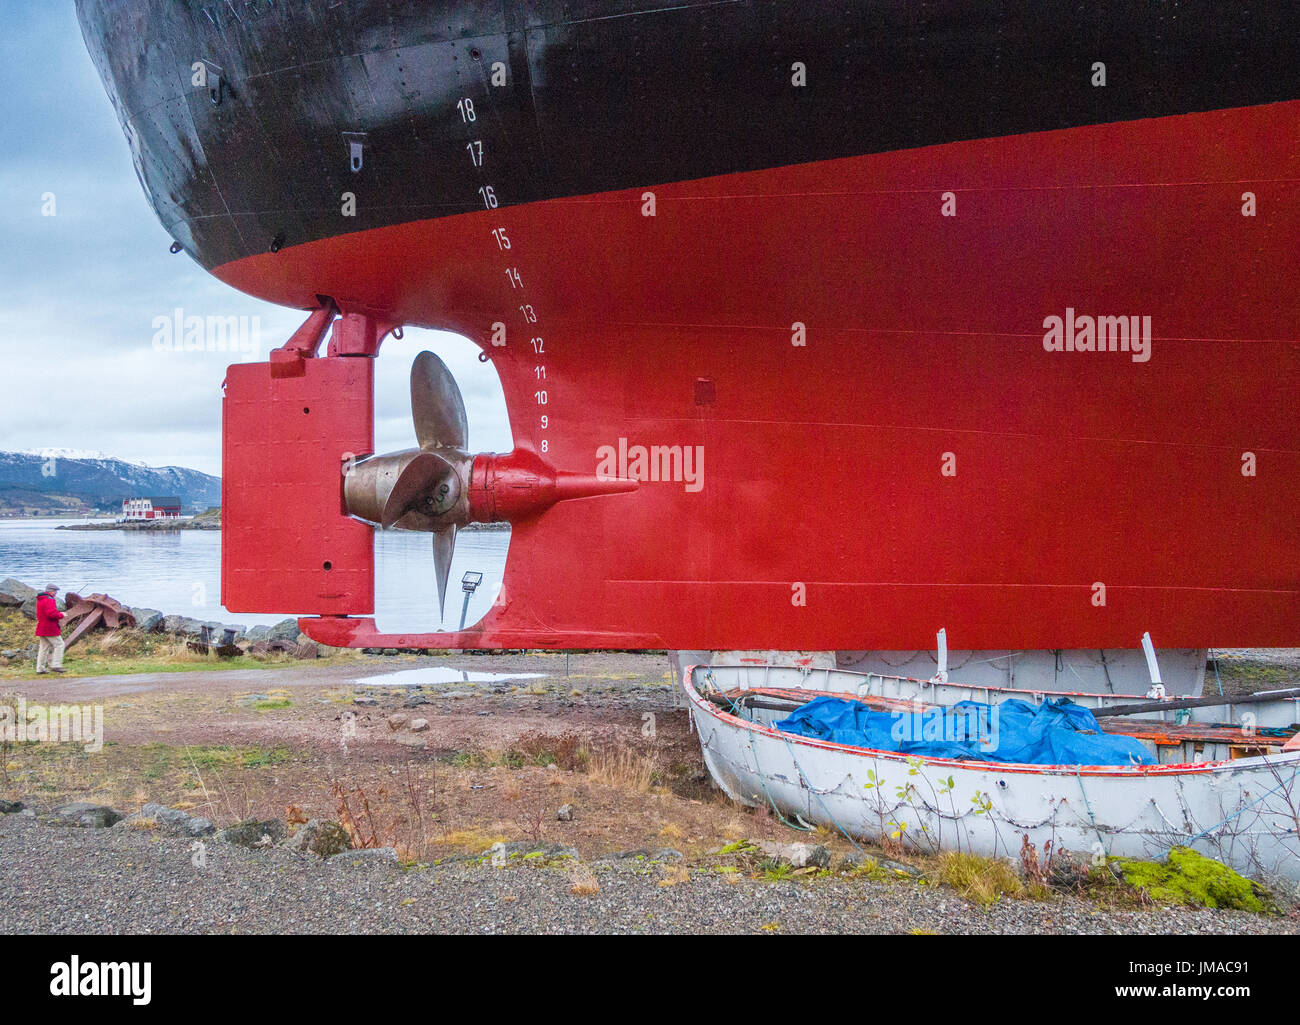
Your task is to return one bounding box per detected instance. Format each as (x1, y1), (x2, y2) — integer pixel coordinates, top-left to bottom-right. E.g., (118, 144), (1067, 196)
(1, 816), (1294, 935)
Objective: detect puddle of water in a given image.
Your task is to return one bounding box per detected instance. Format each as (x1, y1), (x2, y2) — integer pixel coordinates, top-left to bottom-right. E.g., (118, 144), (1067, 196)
(353, 667), (547, 687)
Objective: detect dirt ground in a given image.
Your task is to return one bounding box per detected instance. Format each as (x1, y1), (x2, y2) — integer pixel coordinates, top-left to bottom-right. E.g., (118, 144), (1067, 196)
(1, 647), (1296, 880)
(0, 651), (810, 862)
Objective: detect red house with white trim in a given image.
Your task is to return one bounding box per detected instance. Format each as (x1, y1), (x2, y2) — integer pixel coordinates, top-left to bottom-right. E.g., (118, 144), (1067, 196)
(121, 496), (182, 520)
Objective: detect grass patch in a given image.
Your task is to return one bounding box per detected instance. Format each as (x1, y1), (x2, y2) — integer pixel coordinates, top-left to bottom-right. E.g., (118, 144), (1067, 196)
(931, 851), (1025, 906)
(128, 743), (293, 779)
(583, 743), (657, 792)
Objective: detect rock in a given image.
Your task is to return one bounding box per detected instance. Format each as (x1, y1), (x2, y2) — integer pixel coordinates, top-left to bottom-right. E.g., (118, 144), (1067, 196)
(216, 818), (288, 848)
(557, 803), (574, 822)
(0, 592), (23, 608)
(294, 640), (319, 660)
(879, 857), (922, 877)
(162, 614), (206, 637)
(267, 618), (300, 643)
(0, 649), (21, 660)
(0, 578), (38, 604)
(353, 696), (379, 707)
(130, 608), (163, 633)
(119, 803), (214, 837)
(244, 624), (271, 643)
(20, 597), (37, 620)
(328, 847), (398, 865)
(250, 639), (296, 656)
(386, 714), (407, 731)
(403, 694), (431, 708)
(51, 802), (122, 828)
(396, 735), (427, 750)
(482, 841), (580, 864)
(837, 850), (874, 871)
(756, 840), (831, 869)
(409, 718), (429, 732)
(0, 800), (25, 814)
(285, 819), (353, 858)
(788, 843), (832, 869)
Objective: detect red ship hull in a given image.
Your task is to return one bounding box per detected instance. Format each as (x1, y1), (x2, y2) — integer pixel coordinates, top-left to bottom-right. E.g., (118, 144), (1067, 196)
(217, 102), (1300, 651)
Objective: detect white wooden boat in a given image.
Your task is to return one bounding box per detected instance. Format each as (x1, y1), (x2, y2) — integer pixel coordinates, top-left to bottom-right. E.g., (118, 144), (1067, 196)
(685, 666), (1300, 885)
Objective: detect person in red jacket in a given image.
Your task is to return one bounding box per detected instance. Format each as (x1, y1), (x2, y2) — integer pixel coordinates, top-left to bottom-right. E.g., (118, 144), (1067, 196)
(35, 584), (66, 674)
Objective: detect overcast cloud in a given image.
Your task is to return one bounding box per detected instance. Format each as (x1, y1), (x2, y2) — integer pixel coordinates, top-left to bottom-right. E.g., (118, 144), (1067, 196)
(0, 3), (511, 477)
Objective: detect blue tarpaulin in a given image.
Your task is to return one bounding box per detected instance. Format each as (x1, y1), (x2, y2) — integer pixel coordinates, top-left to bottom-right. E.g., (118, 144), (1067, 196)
(774, 696), (1155, 766)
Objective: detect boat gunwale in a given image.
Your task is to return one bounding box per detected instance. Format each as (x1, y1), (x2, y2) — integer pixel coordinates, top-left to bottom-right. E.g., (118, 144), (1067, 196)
(699, 663), (1300, 708)
(684, 666), (1300, 780)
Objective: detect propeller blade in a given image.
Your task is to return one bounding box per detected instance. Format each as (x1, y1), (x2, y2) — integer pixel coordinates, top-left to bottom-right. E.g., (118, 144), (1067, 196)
(411, 350), (468, 451)
(432, 524), (457, 621)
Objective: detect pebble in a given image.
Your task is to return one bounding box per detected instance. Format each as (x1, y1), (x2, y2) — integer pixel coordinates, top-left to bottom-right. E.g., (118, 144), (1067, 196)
(0, 816), (1289, 935)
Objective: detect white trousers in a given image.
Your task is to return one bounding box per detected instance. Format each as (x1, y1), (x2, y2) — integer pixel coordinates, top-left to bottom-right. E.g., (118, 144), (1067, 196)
(36, 636), (65, 672)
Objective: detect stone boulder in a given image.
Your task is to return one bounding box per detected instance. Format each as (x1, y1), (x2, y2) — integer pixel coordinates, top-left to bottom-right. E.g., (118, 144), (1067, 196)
(0, 579), (37, 604)
(267, 618), (300, 642)
(162, 614), (205, 636)
(285, 819), (353, 858)
(117, 803), (215, 837)
(216, 818), (288, 848)
(130, 608), (164, 633)
(50, 802), (122, 828)
(481, 841), (580, 864)
(756, 840), (831, 870)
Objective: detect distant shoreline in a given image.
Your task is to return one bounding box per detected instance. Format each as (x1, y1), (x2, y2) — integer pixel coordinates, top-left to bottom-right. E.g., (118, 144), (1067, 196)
(54, 519), (511, 533)
(57, 519), (217, 532)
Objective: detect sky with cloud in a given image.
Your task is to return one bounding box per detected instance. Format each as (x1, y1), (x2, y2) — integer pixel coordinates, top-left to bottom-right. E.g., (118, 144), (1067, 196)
(0, 2), (511, 477)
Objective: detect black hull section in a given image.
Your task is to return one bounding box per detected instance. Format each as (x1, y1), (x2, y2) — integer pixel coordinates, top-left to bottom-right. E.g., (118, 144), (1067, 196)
(77, 1), (1300, 272)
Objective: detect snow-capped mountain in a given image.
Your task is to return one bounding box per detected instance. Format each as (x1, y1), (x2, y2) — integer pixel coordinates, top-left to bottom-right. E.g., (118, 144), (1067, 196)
(0, 450), (220, 512)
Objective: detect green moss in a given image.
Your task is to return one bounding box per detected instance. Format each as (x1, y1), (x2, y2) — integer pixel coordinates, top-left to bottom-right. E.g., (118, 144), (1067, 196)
(1114, 847), (1268, 913)
(253, 699), (292, 711)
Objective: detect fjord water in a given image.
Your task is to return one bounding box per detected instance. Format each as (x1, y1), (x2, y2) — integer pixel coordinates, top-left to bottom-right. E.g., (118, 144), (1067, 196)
(0, 519), (510, 632)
